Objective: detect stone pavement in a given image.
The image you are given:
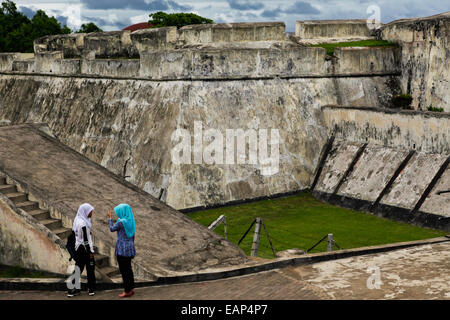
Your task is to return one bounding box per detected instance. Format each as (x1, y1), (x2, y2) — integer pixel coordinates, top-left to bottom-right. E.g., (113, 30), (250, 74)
(0, 241), (449, 300)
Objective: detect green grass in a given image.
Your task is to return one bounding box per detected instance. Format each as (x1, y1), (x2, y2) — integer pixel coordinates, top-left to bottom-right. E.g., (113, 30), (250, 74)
(0, 265), (59, 278)
(310, 40), (398, 55)
(188, 192), (445, 259)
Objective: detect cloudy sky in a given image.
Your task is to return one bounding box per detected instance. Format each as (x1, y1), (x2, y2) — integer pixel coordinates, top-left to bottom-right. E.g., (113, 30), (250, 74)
(14, 0), (450, 32)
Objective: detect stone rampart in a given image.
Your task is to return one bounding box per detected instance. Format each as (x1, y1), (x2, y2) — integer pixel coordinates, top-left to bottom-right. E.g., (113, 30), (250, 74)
(34, 33), (85, 58)
(0, 53), (33, 72)
(178, 22), (286, 44)
(333, 47), (401, 74)
(381, 13), (450, 111)
(322, 106), (449, 154)
(1, 45), (401, 79)
(295, 19), (377, 41)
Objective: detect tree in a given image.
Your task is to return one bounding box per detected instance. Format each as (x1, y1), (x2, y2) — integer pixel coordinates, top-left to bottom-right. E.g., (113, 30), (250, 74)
(77, 22), (103, 34)
(0, 0), (30, 52)
(0, 1), (70, 53)
(4, 9), (71, 52)
(148, 12), (213, 29)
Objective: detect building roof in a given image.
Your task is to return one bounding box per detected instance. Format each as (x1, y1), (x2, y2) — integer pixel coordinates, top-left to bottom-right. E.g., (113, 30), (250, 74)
(123, 22), (153, 32)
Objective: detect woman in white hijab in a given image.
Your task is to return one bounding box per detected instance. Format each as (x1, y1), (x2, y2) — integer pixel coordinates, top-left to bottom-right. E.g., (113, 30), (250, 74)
(67, 203), (96, 297)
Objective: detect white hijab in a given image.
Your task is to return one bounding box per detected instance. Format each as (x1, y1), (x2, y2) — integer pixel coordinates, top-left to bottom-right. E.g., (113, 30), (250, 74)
(73, 203), (94, 232)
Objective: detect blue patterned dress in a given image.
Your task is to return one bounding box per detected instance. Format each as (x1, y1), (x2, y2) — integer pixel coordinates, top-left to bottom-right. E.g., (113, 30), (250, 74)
(109, 219), (136, 257)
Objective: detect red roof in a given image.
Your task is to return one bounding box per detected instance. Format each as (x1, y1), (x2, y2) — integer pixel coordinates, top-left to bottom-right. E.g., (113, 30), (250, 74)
(123, 22), (153, 32)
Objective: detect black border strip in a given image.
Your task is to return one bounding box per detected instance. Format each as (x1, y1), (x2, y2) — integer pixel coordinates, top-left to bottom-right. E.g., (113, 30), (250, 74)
(310, 136), (335, 191)
(412, 156), (450, 213)
(313, 190), (450, 232)
(180, 190), (303, 214)
(332, 143), (367, 194)
(370, 150), (415, 211)
(0, 71), (402, 82)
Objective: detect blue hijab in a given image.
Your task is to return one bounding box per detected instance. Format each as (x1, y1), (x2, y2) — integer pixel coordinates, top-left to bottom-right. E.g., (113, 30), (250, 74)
(114, 204), (136, 238)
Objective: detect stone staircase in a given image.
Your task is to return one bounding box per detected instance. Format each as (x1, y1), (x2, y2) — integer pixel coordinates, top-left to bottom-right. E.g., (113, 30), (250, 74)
(0, 173), (120, 281)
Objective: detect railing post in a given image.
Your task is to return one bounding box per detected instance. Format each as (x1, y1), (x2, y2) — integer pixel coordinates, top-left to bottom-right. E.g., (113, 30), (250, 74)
(328, 233), (334, 252)
(223, 216), (227, 240)
(251, 218), (262, 257)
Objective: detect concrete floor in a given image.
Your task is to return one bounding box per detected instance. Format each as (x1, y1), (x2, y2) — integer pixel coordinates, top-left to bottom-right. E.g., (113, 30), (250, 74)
(1, 241), (449, 300)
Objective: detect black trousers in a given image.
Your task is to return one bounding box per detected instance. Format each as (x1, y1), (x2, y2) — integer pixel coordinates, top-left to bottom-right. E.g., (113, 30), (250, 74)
(117, 255), (135, 293)
(75, 245), (96, 291)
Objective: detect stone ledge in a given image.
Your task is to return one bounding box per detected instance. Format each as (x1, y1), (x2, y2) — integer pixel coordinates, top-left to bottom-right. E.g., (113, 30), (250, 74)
(322, 105), (450, 118)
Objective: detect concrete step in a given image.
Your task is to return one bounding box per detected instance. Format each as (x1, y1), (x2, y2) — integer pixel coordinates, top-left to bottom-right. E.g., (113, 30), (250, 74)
(94, 253), (110, 268)
(54, 228), (72, 240)
(99, 266), (121, 277)
(15, 201), (39, 212)
(0, 184), (16, 194)
(29, 209), (50, 220)
(40, 219), (62, 231)
(6, 192), (28, 203)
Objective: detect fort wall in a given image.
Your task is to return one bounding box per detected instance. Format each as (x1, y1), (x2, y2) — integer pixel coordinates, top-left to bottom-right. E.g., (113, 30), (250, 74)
(0, 192), (70, 275)
(0, 17), (448, 211)
(381, 13), (450, 111)
(0, 46), (401, 79)
(295, 19), (377, 42)
(322, 106), (449, 154)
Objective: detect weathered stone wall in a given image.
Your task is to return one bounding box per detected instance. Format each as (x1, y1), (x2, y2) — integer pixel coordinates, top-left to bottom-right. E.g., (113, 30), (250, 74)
(1, 46), (401, 79)
(179, 22), (286, 44)
(84, 31), (139, 59)
(0, 75), (398, 210)
(381, 13), (450, 111)
(0, 194), (70, 275)
(333, 47), (401, 75)
(313, 140), (450, 230)
(34, 33), (85, 58)
(81, 59), (140, 78)
(322, 106), (449, 154)
(295, 19), (377, 41)
(0, 53), (33, 72)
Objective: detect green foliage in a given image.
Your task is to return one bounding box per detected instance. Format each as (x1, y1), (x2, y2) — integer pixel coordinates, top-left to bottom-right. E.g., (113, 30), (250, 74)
(0, 1), (71, 53)
(310, 40), (398, 56)
(149, 11), (213, 29)
(427, 105), (444, 112)
(189, 192), (444, 259)
(77, 22), (103, 34)
(392, 93), (413, 110)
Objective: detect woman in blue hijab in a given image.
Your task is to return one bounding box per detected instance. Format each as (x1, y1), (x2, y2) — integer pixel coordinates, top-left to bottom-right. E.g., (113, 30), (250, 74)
(108, 203), (136, 298)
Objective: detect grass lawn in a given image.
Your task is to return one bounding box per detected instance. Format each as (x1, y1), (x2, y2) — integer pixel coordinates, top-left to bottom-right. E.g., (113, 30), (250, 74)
(309, 40), (398, 55)
(0, 265), (60, 278)
(188, 192), (445, 259)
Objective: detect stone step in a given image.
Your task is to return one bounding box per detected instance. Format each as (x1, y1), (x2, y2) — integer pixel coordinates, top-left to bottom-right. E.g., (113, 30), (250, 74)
(6, 192), (28, 203)
(94, 253), (110, 268)
(99, 266), (121, 277)
(15, 201), (39, 212)
(0, 184), (16, 194)
(110, 275), (123, 283)
(41, 219), (62, 231)
(54, 228), (72, 240)
(29, 209), (50, 220)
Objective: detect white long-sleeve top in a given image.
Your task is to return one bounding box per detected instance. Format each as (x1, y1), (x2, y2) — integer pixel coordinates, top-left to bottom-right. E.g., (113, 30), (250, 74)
(73, 217), (94, 253)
